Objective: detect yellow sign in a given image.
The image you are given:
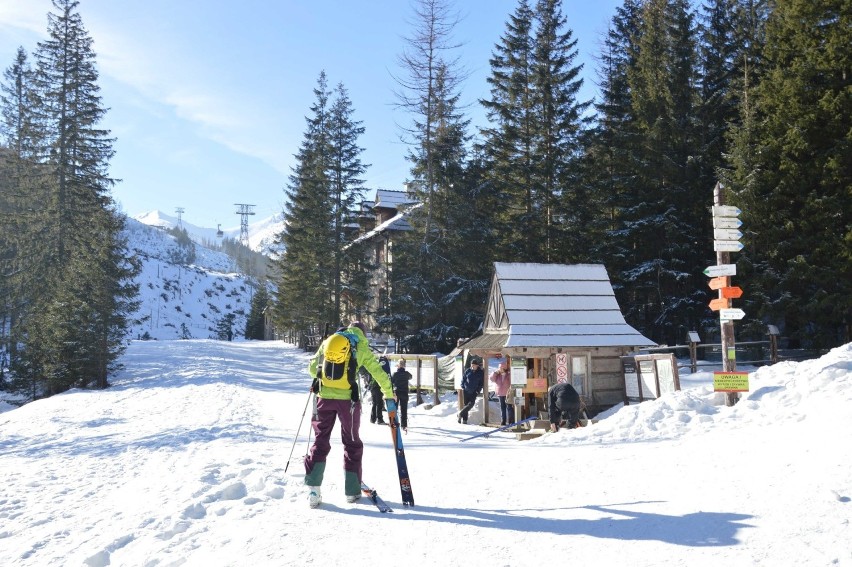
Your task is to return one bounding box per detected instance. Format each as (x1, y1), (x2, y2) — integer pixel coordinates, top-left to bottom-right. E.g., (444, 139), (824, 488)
(713, 371), (749, 392)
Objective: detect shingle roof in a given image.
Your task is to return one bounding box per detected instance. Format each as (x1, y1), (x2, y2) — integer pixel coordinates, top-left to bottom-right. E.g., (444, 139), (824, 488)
(465, 262), (655, 349)
(375, 189), (416, 210)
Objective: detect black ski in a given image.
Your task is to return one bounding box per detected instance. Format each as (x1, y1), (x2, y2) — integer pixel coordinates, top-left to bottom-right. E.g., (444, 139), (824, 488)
(385, 399), (415, 506)
(360, 482), (393, 513)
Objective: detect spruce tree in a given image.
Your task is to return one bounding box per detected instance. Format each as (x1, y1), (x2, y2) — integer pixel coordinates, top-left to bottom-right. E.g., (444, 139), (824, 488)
(531, 0), (592, 262)
(479, 0), (536, 261)
(728, 0), (850, 348)
(616, 0), (706, 344)
(272, 73), (369, 338)
(7, 0), (137, 395)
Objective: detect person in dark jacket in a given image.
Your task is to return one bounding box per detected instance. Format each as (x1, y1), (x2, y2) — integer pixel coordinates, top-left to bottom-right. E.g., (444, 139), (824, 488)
(391, 358), (412, 431)
(548, 381), (581, 432)
(366, 357), (390, 425)
(457, 358), (484, 424)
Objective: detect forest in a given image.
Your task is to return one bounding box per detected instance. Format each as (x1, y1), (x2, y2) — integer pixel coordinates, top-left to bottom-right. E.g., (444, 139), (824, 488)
(272, 0), (850, 354)
(1, 0), (849, 400)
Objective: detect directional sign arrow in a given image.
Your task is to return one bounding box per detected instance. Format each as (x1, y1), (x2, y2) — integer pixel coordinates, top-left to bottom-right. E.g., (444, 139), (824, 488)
(719, 308), (746, 320)
(712, 205), (741, 217)
(709, 298), (730, 311)
(713, 217), (743, 229)
(704, 264), (737, 277)
(714, 228), (743, 241)
(708, 276), (727, 290)
(714, 240), (745, 252)
(720, 286), (743, 299)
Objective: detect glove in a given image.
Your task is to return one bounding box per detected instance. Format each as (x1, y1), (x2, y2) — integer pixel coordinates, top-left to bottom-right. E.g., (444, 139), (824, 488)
(311, 378), (319, 394)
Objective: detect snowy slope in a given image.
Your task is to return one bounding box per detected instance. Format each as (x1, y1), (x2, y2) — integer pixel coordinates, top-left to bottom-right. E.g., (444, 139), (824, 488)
(0, 340), (849, 566)
(134, 210), (284, 256)
(122, 217), (255, 341)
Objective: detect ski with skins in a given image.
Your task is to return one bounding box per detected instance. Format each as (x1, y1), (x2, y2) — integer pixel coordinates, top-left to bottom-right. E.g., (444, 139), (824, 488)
(360, 481), (393, 513)
(385, 398), (415, 506)
(458, 416), (538, 442)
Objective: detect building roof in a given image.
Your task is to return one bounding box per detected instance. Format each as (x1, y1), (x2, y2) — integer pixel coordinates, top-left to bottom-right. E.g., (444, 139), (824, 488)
(463, 262), (656, 350)
(374, 189), (417, 210)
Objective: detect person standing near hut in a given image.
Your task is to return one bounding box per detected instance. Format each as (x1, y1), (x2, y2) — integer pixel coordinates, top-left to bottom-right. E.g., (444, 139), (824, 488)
(457, 359), (484, 424)
(391, 358), (412, 432)
(489, 359), (512, 425)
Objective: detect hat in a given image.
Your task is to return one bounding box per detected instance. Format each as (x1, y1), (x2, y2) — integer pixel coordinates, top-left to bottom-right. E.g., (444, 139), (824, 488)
(397, 358), (406, 368)
(348, 321), (366, 333)
(470, 359), (480, 366)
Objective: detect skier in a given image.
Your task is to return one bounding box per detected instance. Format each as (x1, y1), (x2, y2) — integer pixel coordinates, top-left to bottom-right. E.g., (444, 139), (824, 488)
(547, 381), (582, 432)
(391, 358), (412, 432)
(304, 321), (393, 508)
(489, 359), (512, 425)
(457, 358), (484, 424)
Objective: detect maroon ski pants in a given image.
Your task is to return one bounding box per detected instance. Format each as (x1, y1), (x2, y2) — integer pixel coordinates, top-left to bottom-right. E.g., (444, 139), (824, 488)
(303, 398), (363, 484)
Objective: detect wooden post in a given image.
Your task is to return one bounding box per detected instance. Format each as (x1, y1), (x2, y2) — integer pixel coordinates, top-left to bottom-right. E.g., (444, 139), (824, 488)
(714, 182), (738, 406)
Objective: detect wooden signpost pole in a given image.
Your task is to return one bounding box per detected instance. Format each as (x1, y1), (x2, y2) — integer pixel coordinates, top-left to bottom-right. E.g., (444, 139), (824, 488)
(714, 182), (738, 407)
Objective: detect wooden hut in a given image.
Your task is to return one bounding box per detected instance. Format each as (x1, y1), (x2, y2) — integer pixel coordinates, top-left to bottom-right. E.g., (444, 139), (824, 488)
(459, 262), (656, 422)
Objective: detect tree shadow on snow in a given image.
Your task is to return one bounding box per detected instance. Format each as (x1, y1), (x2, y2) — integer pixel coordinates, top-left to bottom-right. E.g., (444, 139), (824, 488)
(379, 501), (754, 546)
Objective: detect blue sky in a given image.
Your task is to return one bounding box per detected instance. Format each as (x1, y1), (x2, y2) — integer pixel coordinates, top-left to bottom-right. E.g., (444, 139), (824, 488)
(1, 0), (621, 229)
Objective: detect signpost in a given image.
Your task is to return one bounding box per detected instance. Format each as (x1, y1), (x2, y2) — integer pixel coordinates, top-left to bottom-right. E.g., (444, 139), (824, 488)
(710, 182), (743, 406)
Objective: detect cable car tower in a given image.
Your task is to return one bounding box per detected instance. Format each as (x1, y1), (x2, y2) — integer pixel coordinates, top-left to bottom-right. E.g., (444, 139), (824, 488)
(234, 204), (255, 248)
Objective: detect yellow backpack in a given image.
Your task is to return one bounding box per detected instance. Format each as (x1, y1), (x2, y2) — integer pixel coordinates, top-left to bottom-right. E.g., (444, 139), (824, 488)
(320, 331), (358, 391)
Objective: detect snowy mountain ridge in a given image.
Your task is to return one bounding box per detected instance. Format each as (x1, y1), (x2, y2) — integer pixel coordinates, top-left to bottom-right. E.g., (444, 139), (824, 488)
(122, 217), (258, 341)
(133, 210), (284, 257)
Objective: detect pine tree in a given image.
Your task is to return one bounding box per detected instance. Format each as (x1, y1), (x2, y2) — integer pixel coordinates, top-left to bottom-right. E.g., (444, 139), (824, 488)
(614, 0), (707, 344)
(388, 0), (489, 352)
(479, 0), (536, 261)
(327, 82), (369, 321)
(387, 62), (488, 353)
(272, 73), (369, 339)
(244, 284), (270, 340)
(531, 0), (592, 262)
(6, 0), (137, 395)
(584, 0), (644, 272)
(728, 0), (850, 348)
(273, 73), (335, 337)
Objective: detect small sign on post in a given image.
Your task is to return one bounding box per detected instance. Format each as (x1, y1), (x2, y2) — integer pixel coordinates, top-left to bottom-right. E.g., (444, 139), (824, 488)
(713, 371), (749, 392)
(720, 286), (743, 299)
(704, 264), (737, 277)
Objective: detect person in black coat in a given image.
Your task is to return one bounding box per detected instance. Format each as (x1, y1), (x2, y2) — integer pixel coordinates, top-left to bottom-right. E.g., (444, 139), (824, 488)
(391, 358), (412, 431)
(548, 381), (581, 432)
(457, 358), (484, 424)
(365, 357), (390, 425)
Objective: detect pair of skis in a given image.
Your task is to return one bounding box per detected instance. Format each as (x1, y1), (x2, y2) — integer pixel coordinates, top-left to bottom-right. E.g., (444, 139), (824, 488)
(361, 398), (414, 513)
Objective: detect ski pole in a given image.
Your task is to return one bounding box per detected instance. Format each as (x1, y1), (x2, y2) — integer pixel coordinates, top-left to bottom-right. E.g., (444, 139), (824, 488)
(285, 388), (314, 473)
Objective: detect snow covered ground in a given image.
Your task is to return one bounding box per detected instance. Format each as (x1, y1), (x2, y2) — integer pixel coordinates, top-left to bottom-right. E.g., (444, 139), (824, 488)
(1, 339), (850, 566)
